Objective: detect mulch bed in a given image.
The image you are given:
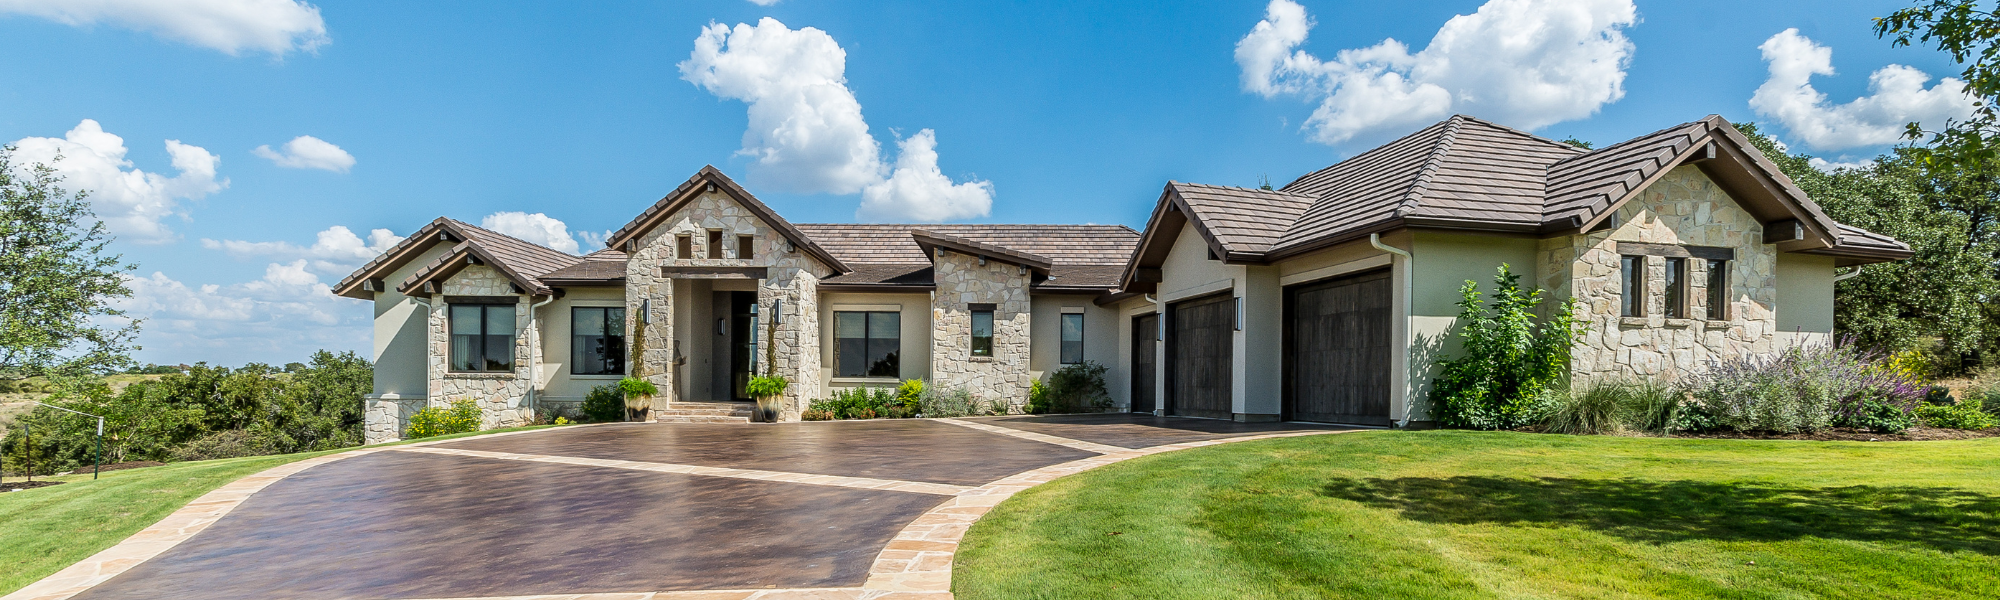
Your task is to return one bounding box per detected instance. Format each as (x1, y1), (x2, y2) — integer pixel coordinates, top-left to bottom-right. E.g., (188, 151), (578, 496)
(2, 480), (65, 491)
(1674, 426), (2000, 442)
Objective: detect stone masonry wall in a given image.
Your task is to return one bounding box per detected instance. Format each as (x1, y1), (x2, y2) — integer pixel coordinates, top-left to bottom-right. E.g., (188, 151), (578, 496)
(424, 265), (534, 431)
(625, 186), (829, 421)
(364, 397), (427, 444)
(930, 251), (1033, 411)
(1541, 166), (1779, 383)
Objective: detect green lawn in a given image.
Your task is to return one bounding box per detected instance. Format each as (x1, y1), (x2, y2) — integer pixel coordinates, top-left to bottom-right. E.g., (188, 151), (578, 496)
(0, 425), (559, 596)
(955, 431), (2000, 599)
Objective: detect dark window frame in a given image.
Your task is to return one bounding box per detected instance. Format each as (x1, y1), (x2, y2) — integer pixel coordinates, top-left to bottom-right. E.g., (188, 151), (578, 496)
(449, 303), (517, 373)
(970, 303), (995, 358)
(1664, 257), (1688, 319)
(737, 235), (755, 260)
(1707, 259), (1730, 320)
(570, 306), (626, 376)
(1620, 255), (1646, 317)
(707, 230), (724, 259)
(833, 310), (901, 378)
(676, 235), (692, 260)
(1059, 312), (1085, 364)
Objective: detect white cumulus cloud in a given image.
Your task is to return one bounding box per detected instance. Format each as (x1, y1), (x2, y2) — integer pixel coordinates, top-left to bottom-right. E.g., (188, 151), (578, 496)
(252, 135), (354, 172)
(746, 0), (781, 5)
(202, 225), (403, 275)
(0, 0), (329, 56)
(116, 260), (367, 365)
(859, 130), (994, 222)
(481, 211), (583, 255)
(575, 229), (612, 252)
(7, 119), (226, 244)
(680, 17), (993, 222)
(1749, 28), (1980, 151)
(1236, 0), (1636, 145)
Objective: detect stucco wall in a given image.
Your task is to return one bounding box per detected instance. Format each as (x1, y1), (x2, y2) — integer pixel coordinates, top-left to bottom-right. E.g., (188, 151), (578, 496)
(930, 251), (1033, 410)
(1408, 231), (1539, 418)
(365, 243), (451, 443)
(1775, 252), (1837, 350)
(1027, 293), (1121, 388)
(1545, 165), (1779, 382)
(533, 286), (627, 409)
(819, 292), (934, 393)
(623, 187), (830, 421)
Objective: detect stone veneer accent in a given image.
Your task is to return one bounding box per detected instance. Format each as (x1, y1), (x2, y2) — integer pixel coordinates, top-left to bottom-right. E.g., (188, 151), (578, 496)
(625, 187), (828, 421)
(929, 251), (1033, 410)
(1541, 166), (1779, 382)
(363, 397), (427, 444)
(424, 265), (535, 431)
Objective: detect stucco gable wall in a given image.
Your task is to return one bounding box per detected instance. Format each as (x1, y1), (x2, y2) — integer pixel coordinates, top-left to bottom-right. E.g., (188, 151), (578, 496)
(1545, 165), (1780, 383)
(365, 242), (452, 443)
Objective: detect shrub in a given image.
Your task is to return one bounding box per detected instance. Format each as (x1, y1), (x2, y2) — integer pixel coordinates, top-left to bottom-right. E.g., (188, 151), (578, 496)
(1683, 341), (1925, 434)
(1541, 380), (1682, 435)
(581, 384), (625, 422)
(746, 375), (789, 399)
(619, 377), (658, 419)
(1846, 395), (1919, 434)
(895, 379), (924, 408)
(918, 384), (980, 417)
(1430, 264), (1583, 430)
(167, 429), (279, 462)
(1917, 402), (1998, 430)
(406, 399), (481, 439)
(1025, 379), (1050, 414)
(1035, 361), (1113, 414)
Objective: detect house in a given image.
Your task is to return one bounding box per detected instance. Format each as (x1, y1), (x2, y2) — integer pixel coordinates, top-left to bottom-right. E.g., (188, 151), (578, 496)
(342, 115), (1910, 441)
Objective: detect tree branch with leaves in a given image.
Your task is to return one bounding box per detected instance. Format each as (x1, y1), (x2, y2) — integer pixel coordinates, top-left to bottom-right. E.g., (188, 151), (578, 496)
(0, 146), (140, 382)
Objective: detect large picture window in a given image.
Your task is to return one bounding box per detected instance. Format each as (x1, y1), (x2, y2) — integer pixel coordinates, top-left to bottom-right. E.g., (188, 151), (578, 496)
(1060, 313), (1084, 364)
(970, 304), (995, 358)
(1620, 255), (1645, 317)
(571, 306), (626, 375)
(450, 303), (516, 372)
(835, 311), (900, 377)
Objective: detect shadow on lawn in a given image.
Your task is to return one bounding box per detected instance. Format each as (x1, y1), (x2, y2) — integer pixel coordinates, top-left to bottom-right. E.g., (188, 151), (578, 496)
(1321, 476), (2000, 554)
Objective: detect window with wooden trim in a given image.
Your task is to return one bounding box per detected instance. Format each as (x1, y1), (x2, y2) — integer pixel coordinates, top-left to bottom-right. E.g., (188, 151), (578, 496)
(1620, 255), (1645, 317)
(970, 304), (995, 357)
(738, 235), (755, 260)
(676, 235), (692, 260)
(1060, 313), (1084, 364)
(707, 230), (723, 258)
(449, 303), (516, 372)
(1707, 259), (1729, 320)
(571, 307), (626, 375)
(834, 311), (899, 377)
(1665, 257), (1688, 319)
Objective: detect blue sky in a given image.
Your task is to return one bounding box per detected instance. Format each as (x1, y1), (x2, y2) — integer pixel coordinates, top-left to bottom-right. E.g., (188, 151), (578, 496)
(0, 0), (1977, 366)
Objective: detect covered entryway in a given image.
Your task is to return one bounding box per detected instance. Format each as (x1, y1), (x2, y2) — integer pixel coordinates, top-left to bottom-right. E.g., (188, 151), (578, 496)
(1130, 313), (1158, 414)
(1284, 269), (1392, 425)
(1167, 293), (1233, 419)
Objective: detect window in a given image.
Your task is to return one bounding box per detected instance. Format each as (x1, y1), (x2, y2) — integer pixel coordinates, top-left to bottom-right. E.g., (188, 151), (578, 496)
(676, 235), (691, 260)
(738, 235), (755, 260)
(1060, 313), (1084, 364)
(1707, 259), (1729, 320)
(450, 304), (516, 372)
(1664, 257), (1688, 319)
(970, 304), (995, 357)
(707, 230), (723, 258)
(1620, 255), (1645, 317)
(834, 311), (900, 377)
(571, 307), (626, 375)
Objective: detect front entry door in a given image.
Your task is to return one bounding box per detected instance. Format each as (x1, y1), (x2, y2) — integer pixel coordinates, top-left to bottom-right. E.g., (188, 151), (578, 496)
(729, 291), (758, 402)
(1131, 313), (1158, 414)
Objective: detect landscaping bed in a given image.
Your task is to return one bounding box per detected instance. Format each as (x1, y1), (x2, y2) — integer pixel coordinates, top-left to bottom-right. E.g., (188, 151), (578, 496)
(2, 480), (64, 492)
(1672, 425), (2000, 442)
(954, 430), (2000, 599)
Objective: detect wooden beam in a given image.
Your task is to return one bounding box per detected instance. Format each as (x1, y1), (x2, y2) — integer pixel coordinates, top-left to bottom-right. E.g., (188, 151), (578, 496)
(1134, 267), (1164, 283)
(1763, 219), (1805, 244)
(660, 266), (767, 279)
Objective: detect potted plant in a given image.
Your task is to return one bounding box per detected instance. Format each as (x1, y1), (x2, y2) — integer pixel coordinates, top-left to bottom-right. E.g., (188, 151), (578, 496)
(618, 377), (658, 422)
(745, 375), (789, 423)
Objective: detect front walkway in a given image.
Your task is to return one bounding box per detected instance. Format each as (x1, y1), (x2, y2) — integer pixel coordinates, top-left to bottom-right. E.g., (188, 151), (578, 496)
(17, 415), (1351, 600)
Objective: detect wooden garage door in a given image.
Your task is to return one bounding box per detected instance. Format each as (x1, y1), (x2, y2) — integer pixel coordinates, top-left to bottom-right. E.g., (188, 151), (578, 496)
(1131, 313), (1158, 414)
(1168, 293), (1233, 420)
(1285, 269), (1392, 425)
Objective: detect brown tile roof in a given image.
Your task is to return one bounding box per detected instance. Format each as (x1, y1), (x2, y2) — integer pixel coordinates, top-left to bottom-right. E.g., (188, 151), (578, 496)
(335, 217), (583, 298)
(911, 228), (1055, 272)
(539, 249), (628, 284)
(1544, 120), (1705, 227)
(798, 224), (1139, 292)
(1798, 223), (1915, 265)
(1167, 182), (1316, 259)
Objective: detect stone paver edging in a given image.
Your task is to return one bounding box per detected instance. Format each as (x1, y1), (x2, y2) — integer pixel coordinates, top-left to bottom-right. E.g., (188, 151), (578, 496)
(391, 446), (974, 496)
(930, 418), (1130, 454)
(0, 426), (578, 600)
(858, 429), (1357, 598)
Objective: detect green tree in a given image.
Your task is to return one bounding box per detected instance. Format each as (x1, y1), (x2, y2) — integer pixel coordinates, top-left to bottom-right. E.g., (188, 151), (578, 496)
(1876, 1), (2000, 167)
(1737, 123), (2000, 369)
(0, 147), (139, 383)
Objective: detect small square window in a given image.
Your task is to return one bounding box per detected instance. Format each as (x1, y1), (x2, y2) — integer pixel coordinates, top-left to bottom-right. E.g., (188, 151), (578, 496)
(970, 305), (995, 357)
(676, 235), (692, 260)
(738, 235), (755, 260)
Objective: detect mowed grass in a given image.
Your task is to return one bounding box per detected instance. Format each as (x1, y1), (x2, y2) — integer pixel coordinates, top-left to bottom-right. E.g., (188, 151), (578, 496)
(955, 431), (2000, 599)
(0, 425), (560, 596)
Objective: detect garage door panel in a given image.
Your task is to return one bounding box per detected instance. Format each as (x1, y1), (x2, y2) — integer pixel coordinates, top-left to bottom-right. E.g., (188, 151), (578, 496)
(1168, 293), (1233, 420)
(1286, 270), (1391, 425)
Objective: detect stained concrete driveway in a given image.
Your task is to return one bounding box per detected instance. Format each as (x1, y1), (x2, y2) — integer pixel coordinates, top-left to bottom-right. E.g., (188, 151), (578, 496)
(59, 415), (1344, 600)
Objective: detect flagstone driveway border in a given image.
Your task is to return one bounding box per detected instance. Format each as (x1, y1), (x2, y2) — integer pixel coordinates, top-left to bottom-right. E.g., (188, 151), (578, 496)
(0, 426), (583, 600)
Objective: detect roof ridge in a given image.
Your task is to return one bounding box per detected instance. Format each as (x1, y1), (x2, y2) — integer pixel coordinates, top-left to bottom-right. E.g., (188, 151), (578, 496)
(1552, 118), (1706, 169)
(1396, 115), (1465, 218)
(1279, 117), (1457, 191)
(1454, 114), (1589, 154)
